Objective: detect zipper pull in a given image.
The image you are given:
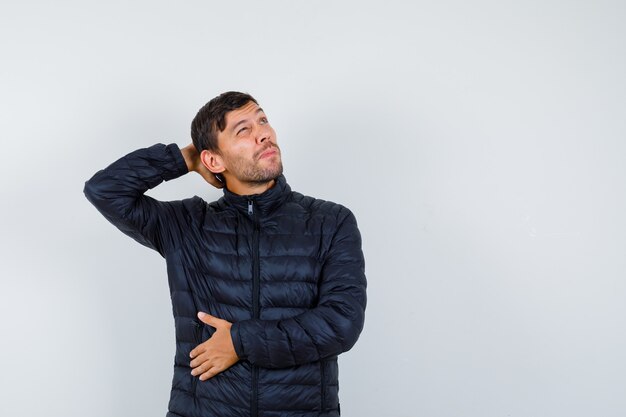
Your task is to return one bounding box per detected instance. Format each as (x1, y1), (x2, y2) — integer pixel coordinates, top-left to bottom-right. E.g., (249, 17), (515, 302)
(248, 199), (254, 216)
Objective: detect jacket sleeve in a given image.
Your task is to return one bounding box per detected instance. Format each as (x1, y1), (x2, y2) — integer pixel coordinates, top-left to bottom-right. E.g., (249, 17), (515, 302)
(230, 208), (367, 368)
(83, 143), (189, 257)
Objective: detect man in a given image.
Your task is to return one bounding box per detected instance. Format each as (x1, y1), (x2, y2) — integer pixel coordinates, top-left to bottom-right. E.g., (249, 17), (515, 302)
(83, 91), (367, 417)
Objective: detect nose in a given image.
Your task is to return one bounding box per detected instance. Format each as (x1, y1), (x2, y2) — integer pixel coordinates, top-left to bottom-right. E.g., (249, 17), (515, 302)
(255, 124), (270, 144)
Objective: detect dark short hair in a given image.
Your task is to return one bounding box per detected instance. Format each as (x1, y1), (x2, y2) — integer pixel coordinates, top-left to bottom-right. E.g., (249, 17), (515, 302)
(191, 91), (258, 153)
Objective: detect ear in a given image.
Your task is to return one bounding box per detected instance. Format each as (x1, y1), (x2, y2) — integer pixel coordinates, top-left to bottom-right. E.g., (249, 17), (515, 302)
(200, 150), (226, 174)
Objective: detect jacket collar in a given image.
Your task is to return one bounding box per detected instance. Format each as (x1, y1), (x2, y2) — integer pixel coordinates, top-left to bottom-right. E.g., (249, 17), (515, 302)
(221, 174), (291, 216)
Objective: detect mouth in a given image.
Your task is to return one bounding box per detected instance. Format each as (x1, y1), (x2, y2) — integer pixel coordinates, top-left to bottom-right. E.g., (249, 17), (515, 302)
(258, 146), (279, 160)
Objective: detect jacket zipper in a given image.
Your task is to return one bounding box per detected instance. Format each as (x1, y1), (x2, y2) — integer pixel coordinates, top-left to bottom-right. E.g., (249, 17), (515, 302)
(249, 199), (260, 417)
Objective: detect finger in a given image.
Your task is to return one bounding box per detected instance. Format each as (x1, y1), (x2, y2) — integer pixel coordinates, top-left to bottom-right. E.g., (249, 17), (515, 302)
(199, 366), (220, 381)
(190, 352), (210, 368)
(191, 358), (212, 377)
(197, 312), (223, 328)
(198, 170), (224, 189)
(205, 174), (223, 188)
(209, 174), (225, 189)
(190, 347), (197, 359)
(190, 344), (206, 359)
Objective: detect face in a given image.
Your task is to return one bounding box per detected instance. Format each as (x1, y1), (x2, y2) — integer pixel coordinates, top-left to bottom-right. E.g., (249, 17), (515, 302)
(213, 101), (283, 188)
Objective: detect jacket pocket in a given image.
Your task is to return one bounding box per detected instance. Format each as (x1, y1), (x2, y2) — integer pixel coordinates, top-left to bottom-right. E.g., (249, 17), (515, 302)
(320, 360), (327, 411)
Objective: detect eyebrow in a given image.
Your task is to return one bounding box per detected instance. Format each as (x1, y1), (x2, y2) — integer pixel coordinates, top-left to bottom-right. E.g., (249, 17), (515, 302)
(231, 107), (265, 132)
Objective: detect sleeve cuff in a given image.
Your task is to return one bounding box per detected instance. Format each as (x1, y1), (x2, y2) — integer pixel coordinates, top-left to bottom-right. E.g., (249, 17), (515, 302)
(163, 143), (189, 181)
(230, 322), (247, 360)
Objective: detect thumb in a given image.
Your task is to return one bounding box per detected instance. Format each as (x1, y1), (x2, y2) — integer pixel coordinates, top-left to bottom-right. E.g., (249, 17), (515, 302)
(197, 311), (222, 328)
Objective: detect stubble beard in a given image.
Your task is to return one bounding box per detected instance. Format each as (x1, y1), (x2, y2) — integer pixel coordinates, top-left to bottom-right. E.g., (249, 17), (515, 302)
(241, 159), (283, 184)
(229, 148), (284, 185)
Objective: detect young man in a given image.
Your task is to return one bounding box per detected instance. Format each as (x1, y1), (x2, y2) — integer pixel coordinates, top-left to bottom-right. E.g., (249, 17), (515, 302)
(83, 91), (367, 417)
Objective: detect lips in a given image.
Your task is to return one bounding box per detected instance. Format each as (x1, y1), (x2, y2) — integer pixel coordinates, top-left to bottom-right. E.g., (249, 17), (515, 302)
(258, 147), (278, 159)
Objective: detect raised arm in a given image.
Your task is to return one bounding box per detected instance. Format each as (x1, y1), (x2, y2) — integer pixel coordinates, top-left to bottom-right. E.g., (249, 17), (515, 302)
(83, 143), (218, 256)
(230, 208), (367, 369)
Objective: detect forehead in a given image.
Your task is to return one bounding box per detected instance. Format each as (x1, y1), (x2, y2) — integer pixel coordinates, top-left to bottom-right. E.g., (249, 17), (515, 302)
(224, 101), (263, 127)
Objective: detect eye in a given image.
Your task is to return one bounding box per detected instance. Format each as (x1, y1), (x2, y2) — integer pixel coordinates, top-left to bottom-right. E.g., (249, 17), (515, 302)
(260, 117), (268, 124)
(237, 127), (248, 135)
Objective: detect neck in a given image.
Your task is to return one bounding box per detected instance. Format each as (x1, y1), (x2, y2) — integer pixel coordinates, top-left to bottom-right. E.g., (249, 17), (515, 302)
(226, 178), (276, 196)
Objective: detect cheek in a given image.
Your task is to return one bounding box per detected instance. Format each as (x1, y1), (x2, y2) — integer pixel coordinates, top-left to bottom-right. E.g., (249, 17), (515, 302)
(228, 141), (252, 154)
(223, 145), (253, 165)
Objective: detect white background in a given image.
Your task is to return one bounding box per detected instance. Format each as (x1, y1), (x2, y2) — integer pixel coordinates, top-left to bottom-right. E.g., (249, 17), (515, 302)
(1, 1), (625, 416)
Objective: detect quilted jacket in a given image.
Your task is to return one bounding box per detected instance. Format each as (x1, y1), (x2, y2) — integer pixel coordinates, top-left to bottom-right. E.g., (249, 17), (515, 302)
(83, 143), (367, 417)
